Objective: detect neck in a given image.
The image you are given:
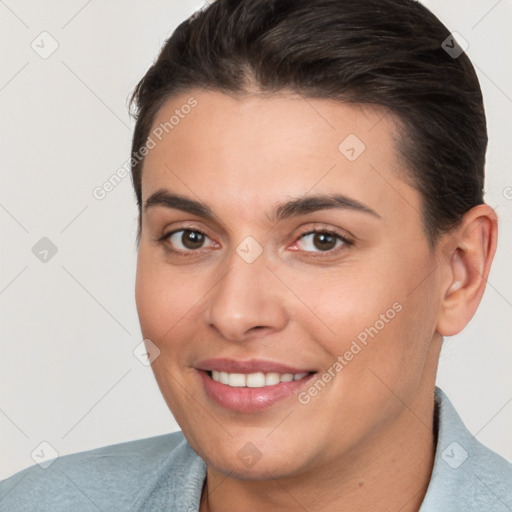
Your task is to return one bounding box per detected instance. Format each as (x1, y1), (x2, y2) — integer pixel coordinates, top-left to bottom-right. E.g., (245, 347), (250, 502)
(200, 388), (437, 512)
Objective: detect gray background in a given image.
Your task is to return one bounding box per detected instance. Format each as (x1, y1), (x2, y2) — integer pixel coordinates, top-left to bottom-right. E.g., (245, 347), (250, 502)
(1, 0), (511, 479)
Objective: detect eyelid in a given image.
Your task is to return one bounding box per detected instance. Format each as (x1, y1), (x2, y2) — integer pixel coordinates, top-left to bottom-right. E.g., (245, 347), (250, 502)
(289, 225), (354, 256)
(157, 227), (217, 254)
(157, 226), (210, 243)
(294, 223), (354, 243)
(157, 219), (214, 241)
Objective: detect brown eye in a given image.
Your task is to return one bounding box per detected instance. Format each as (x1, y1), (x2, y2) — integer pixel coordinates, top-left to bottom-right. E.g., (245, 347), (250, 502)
(167, 229), (209, 251)
(183, 230), (205, 249)
(295, 230), (349, 253)
(312, 232), (338, 251)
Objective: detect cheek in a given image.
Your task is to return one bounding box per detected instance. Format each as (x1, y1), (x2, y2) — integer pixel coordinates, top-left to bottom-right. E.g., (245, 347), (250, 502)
(134, 252), (201, 417)
(135, 251), (195, 344)
(287, 263), (402, 343)
(290, 251), (437, 375)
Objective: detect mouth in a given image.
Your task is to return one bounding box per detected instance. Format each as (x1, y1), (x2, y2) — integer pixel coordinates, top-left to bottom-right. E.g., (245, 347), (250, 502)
(195, 359), (317, 412)
(208, 370), (311, 387)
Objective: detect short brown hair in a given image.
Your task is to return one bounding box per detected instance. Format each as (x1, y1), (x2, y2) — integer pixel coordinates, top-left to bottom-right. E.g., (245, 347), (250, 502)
(129, 0), (487, 245)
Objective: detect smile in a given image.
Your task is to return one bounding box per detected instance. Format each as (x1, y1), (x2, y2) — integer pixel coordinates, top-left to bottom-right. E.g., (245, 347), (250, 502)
(196, 359), (317, 412)
(210, 370), (309, 388)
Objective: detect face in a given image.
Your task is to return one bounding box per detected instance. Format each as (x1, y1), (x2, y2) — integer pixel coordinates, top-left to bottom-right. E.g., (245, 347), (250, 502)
(135, 89), (444, 479)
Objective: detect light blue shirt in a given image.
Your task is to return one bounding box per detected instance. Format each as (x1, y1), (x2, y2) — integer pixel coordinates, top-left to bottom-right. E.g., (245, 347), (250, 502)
(1, 387), (511, 511)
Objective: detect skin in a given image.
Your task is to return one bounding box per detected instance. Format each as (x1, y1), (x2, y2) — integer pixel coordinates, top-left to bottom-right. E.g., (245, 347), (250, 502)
(135, 89), (497, 512)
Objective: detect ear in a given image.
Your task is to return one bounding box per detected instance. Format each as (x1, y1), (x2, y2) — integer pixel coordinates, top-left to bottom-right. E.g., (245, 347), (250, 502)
(436, 204), (498, 336)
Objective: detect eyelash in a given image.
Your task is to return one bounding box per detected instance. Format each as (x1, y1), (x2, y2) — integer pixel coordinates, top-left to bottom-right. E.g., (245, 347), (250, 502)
(291, 228), (354, 257)
(156, 226), (354, 258)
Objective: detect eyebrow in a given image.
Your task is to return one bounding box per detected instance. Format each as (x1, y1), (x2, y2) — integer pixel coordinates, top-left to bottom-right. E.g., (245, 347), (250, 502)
(144, 189), (381, 222)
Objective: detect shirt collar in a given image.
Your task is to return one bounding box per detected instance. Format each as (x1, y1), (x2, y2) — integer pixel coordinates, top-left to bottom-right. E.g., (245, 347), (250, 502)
(420, 386), (512, 511)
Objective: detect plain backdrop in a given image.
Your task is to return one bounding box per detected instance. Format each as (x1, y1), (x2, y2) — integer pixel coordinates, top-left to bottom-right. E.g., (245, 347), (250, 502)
(1, 0), (511, 479)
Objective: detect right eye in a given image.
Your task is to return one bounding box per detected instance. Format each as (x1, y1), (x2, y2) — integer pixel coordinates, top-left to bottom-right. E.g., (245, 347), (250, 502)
(159, 228), (217, 255)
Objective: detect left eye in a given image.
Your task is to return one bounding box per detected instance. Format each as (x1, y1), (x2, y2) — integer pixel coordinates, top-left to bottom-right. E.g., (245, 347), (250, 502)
(295, 230), (348, 253)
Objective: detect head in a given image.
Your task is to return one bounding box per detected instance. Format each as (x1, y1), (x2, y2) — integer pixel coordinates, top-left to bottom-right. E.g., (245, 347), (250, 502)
(130, 0), (497, 480)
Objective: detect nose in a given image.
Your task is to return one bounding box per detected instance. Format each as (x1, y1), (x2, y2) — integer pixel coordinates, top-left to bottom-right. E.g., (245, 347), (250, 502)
(202, 248), (288, 342)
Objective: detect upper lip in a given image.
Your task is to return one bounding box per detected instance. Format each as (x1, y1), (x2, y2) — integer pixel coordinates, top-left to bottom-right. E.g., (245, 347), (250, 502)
(195, 358), (314, 374)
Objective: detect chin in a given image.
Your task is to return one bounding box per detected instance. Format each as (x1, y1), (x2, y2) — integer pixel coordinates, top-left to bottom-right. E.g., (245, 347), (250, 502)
(206, 452), (305, 481)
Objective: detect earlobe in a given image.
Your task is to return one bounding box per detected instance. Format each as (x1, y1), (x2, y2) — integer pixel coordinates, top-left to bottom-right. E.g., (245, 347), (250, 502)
(436, 205), (498, 337)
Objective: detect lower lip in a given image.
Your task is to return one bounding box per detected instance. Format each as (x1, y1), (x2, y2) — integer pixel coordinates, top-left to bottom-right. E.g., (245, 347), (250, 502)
(198, 371), (315, 413)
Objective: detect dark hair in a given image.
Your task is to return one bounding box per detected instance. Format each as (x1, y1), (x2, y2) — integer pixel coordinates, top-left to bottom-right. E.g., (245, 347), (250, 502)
(129, 0), (487, 245)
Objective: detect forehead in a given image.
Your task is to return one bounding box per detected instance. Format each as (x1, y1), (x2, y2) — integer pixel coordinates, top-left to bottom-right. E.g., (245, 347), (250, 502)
(140, 89), (418, 225)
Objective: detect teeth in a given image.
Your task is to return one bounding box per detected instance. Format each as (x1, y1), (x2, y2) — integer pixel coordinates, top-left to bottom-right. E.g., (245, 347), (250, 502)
(228, 373), (246, 387)
(246, 372), (265, 388)
(265, 372), (280, 386)
(210, 371), (310, 388)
